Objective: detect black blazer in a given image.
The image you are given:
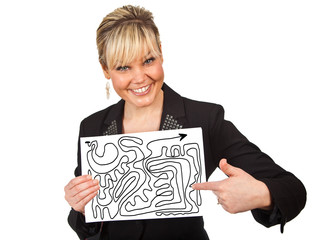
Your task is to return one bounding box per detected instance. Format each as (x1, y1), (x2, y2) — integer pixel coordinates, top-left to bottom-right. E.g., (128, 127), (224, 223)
(68, 83), (306, 240)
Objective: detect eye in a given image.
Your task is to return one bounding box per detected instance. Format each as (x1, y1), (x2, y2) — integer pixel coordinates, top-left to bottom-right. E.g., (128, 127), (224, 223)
(116, 66), (129, 72)
(144, 57), (155, 65)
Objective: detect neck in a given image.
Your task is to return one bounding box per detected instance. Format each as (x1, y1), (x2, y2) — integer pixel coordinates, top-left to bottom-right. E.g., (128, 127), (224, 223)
(124, 90), (163, 120)
(123, 90), (164, 133)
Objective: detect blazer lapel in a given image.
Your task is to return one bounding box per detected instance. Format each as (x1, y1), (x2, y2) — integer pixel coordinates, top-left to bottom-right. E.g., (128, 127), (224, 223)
(102, 99), (124, 135)
(160, 83), (188, 130)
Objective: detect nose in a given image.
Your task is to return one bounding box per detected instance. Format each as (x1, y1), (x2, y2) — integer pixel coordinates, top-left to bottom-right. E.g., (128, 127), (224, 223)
(132, 67), (146, 84)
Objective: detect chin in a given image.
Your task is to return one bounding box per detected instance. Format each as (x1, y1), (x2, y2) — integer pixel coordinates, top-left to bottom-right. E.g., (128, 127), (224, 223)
(130, 88), (160, 107)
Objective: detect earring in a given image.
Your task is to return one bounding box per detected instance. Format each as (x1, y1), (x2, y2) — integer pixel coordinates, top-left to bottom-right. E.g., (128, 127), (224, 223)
(106, 81), (110, 99)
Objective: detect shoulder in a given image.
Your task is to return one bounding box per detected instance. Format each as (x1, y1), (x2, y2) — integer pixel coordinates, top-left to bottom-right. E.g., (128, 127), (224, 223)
(163, 83), (224, 120)
(182, 96), (225, 123)
(183, 96), (223, 113)
(162, 83), (225, 128)
(79, 100), (124, 136)
(81, 105), (114, 125)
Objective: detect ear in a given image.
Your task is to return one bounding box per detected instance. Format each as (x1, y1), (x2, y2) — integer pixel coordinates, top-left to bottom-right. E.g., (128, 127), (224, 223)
(100, 63), (111, 79)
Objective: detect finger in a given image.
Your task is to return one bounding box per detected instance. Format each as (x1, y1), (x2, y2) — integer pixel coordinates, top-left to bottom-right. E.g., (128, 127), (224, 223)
(73, 187), (99, 213)
(71, 178), (99, 198)
(65, 178), (99, 203)
(219, 158), (240, 177)
(192, 181), (220, 191)
(65, 175), (92, 191)
(72, 183), (100, 205)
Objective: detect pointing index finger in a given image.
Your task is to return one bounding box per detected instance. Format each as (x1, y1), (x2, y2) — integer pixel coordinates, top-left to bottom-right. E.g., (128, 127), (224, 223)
(192, 181), (220, 191)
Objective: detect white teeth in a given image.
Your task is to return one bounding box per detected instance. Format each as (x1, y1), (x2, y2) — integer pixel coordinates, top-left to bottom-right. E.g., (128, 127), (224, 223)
(133, 85), (150, 93)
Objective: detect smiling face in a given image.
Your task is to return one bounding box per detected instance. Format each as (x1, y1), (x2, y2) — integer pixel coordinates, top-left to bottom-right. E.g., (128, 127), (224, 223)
(103, 51), (164, 109)
(96, 6), (164, 110)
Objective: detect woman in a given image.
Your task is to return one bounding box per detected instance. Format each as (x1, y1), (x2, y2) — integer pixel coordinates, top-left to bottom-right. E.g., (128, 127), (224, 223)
(64, 5), (306, 240)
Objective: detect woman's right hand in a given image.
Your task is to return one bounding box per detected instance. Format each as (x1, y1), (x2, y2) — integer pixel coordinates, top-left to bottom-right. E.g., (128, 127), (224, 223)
(64, 175), (100, 214)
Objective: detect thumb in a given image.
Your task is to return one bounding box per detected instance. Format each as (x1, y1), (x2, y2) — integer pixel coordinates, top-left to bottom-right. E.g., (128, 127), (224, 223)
(219, 158), (240, 177)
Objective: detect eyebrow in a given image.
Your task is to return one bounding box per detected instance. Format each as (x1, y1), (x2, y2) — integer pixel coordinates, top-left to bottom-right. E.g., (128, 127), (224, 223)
(143, 52), (152, 59)
(144, 52), (158, 62)
(113, 51), (154, 69)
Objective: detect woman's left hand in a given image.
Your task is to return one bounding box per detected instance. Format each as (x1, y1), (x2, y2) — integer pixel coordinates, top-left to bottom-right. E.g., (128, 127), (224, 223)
(192, 159), (272, 213)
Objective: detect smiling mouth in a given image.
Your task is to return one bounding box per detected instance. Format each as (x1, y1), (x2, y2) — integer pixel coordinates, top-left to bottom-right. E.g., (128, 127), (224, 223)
(131, 85), (151, 95)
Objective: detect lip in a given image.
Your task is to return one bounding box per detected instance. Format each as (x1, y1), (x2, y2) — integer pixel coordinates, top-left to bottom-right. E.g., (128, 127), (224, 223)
(130, 84), (151, 96)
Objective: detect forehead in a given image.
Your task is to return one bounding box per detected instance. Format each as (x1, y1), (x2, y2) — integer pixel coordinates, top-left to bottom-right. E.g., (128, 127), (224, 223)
(105, 24), (161, 69)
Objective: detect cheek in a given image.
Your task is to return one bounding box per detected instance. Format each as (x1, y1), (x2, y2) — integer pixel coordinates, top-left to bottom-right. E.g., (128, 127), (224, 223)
(149, 65), (164, 81)
(111, 75), (129, 91)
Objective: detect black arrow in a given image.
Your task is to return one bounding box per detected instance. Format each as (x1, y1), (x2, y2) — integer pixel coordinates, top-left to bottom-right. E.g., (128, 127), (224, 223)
(179, 133), (187, 141)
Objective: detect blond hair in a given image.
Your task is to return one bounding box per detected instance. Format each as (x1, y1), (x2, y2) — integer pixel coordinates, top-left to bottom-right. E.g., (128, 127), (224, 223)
(96, 5), (162, 70)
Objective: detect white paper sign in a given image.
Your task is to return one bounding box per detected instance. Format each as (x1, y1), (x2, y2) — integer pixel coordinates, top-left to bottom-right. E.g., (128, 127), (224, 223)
(81, 127), (206, 223)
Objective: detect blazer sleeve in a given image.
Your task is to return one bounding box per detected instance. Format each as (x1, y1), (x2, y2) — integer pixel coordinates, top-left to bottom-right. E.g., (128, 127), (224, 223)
(67, 121), (102, 240)
(209, 105), (306, 232)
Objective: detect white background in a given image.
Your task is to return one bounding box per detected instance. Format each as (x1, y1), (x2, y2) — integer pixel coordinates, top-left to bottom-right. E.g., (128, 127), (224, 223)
(0, 0), (311, 239)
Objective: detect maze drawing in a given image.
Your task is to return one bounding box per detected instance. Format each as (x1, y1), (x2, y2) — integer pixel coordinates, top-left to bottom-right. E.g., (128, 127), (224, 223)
(81, 128), (206, 222)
